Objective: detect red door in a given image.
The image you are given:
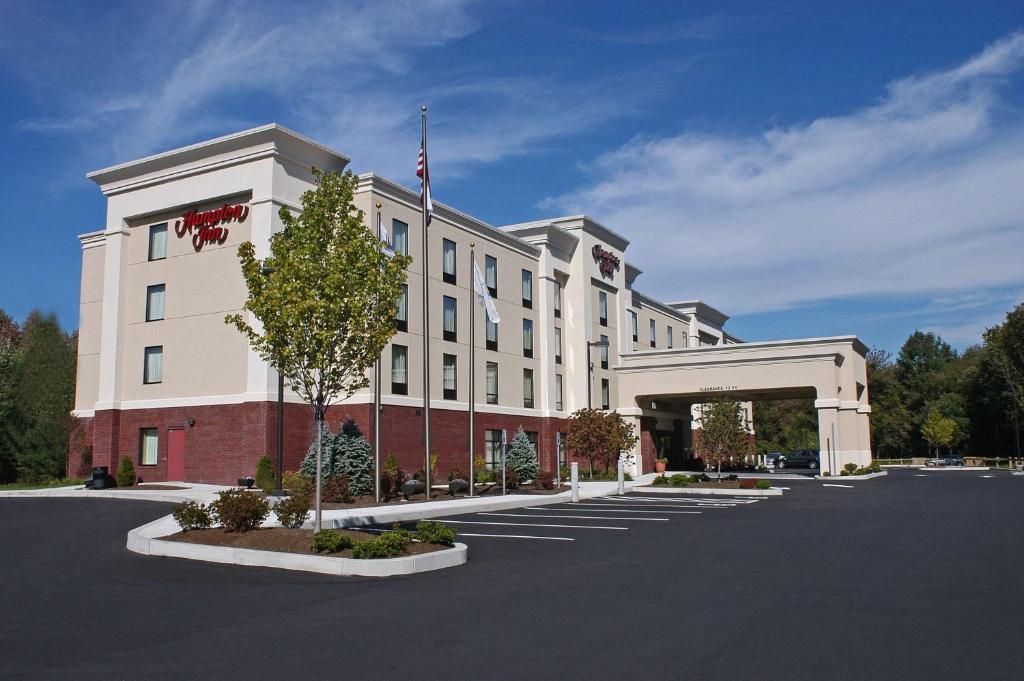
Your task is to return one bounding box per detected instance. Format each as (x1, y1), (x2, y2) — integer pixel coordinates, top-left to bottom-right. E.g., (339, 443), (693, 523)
(167, 429), (186, 481)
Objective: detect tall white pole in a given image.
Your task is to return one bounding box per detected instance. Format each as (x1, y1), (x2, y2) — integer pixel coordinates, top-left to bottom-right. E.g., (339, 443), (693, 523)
(374, 203), (383, 504)
(421, 105), (431, 499)
(469, 243), (476, 496)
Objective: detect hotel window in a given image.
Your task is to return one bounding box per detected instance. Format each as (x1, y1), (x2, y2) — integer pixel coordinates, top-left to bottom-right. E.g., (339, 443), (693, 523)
(630, 310), (638, 342)
(143, 346), (163, 384)
(681, 334), (689, 348)
(486, 362), (499, 404)
(443, 295), (457, 342)
(650, 318), (657, 348)
(395, 284), (408, 332)
(485, 255), (498, 298)
(555, 373), (563, 411)
(601, 378), (610, 410)
(599, 291), (608, 326)
(485, 429), (503, 470)
(522, 318), (533, 358)
(523, 368), (534, 408)
(391, 345), (408, 394)
(667, 325), (673, 349)
(555, 327), (562, 364)
(486, 317), (498, 351)
(442, 239), (456, 284)
(443, 354), (457, 400)
(521, 269), (533, 309)
(148, 223), (167, 261)
(392, 220), (408, 256)
(600, 334), (609, 369)
(139, 428), (158, 466)
(145, 284), (165, 322)
(554, 280), (562, 318)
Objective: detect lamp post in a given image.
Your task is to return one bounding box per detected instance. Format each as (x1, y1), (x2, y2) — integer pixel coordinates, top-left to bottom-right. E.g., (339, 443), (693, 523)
(261, 265), (286, 497)
(586, 338), (610, 410)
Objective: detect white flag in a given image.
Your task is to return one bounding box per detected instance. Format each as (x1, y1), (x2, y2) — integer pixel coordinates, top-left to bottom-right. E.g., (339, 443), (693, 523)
(378, 212), (395, 257)
(473, 260), (500, 323)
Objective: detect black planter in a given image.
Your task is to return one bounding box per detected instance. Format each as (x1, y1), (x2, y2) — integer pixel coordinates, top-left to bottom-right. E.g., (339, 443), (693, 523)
(237, 477), (255, 489)
(448, 478), (469, 496)
(402, 479), (425, 500)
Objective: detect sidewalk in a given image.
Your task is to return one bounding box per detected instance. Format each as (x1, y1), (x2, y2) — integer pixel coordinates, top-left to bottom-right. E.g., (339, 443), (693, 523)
(0, 483), (229, 504)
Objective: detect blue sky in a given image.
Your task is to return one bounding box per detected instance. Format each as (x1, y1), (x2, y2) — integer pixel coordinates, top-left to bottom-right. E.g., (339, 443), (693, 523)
(1, 0), (1023, 353)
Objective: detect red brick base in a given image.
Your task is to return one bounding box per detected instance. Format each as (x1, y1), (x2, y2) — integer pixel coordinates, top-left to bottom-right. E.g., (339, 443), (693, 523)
(75, 402), (571, 485)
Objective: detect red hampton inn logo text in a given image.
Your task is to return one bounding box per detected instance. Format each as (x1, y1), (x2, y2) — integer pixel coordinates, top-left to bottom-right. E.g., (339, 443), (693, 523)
(592, 245), (620, 278)
(174, 203), (249, 251)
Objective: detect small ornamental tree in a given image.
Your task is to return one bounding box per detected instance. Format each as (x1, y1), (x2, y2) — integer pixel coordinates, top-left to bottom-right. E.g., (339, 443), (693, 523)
(227, 169), (411, 529)
(566, 408), (605, 478)
(299, 418), (373, 496)
(254, 455), (275, 493)
(921, 408), (958, 457)
(603, 411), (638, 473)
(505, 426), (539, 482)
(695, 398), (751, 481)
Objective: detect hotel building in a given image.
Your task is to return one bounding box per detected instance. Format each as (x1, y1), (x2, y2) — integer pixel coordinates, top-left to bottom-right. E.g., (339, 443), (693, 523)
(73, 125), (873, 482)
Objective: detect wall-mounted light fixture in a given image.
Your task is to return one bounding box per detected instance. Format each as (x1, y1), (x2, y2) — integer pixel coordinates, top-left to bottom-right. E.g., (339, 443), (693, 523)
(186, 416), (196, 428)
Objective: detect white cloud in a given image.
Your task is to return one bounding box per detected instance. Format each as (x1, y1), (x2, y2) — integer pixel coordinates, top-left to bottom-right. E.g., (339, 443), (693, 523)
(546, 31), (1024, 321)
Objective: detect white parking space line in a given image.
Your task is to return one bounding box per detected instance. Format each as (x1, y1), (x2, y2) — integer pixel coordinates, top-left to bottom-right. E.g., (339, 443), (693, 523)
(442, 520), (629, 530)
(457, 533), (575, 541)
(479, 512), (669, 522)
(523, 506), (701, 515)
(914, 474), (928, 477)
(822, 483), (854, 488)
(980, 475), (995, 478)
(611, 495), (757, 505)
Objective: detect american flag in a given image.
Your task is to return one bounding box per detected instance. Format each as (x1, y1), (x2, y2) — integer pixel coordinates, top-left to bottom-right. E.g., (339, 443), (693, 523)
(417, 142), (433, 225)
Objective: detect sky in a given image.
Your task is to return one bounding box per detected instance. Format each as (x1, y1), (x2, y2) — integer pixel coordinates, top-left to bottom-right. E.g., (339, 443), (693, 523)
(1, 0), (1023, 354)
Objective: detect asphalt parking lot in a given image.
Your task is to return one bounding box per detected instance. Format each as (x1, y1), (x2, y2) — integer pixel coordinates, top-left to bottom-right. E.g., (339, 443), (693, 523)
(2, 469), (1022, 681)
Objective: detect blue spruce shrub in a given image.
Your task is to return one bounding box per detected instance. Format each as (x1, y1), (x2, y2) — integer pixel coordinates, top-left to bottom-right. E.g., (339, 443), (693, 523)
(505, 426), (539, 482)
(299, 418), (374, 496)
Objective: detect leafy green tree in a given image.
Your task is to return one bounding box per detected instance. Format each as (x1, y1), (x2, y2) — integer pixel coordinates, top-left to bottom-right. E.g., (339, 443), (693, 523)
(921, 409), (958, 457)
(3, 312), (77, 482)
(603, 411), (638, 473)
(565, 408), (607, 478)
(865, 348), (912, 458)
(962, 344), (1017, 457)
(895, 332), (960, 455)
(227, 169), (411, 529)
(752, 399), (818, 455)
(0, 310), (22, 482)
(505, 426), (539, 481)
(986, 303), (1024, 416)
(695, 398), (751, 480)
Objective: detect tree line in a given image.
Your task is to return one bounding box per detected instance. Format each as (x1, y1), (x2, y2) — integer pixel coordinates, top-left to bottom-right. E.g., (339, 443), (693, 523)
(0, 309), (79, 483)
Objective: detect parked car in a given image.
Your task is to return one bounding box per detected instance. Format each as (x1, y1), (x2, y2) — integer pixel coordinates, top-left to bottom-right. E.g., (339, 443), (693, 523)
(776, 449), (821, 469)
(925, 454), (965, 467)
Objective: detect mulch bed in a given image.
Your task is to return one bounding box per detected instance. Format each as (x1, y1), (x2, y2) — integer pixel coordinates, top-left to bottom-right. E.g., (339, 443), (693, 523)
(164, 527), (447, 558)
(653, 480), (766, 489)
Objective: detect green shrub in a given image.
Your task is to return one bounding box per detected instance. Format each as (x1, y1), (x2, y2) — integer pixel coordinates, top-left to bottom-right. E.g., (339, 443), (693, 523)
(535, 470), (555, 489)
(300, 419), (374, 496)
(755, 479), (771, 490)
(172, 501), (212, 531)
(115, 456), (136, 487)
(380, 454), (407, 499)
(558, 466), (572, 482)
(652, 475), (669, 486)
(822, 471), (831, 477)
(282, 470), (312, 498)
(842, 462), (858, 475)
(868, 460), (882, 473)
(274, 494), (310, 528)
(310, 529), (353, 554)
(853, 467), (872, 475)
(210, 488), (270, 532)
(416, 521), (457, 546)
(690, 473), (711, 483)
(351, 530), (409, 559)
(669, 473), (689, 487)
(255, 455), (275, 493)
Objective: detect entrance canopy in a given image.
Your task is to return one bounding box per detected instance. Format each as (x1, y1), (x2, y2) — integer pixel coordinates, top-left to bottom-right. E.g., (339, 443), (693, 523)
(614, 336), (872, 475)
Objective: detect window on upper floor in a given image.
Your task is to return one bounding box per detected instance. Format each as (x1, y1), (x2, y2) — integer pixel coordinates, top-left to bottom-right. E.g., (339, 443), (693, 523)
(391, 345), (408, 395)
(667, 325), (673, 349)
(598, 291), (608, 326)
(601, 378), (610, 410)
(392, 220), (408, 256)
(442, 239), (457, 284)
(650, 318), (656, 348)
(555, 327), (562, 364)
(143, 346), (163, 384)
(145, 284), (165, 322)
(443, 295), (457, 342)
(442, 353), (457, 400)
(600, 334), (609, 369)
(630, 310), (638, 342)
(521, 269), (533, 309)
(486, 317), (498, 352)
(485, 255), (498, 298)
(554, 280), (562, 318)
(486, 362), (498, 404)
(395, 284), (408, 332)
(148, 224), (167, 261)
(522, 318), (533, 359)
(555, 373), (563, 412)
(523, 368), (534, 408)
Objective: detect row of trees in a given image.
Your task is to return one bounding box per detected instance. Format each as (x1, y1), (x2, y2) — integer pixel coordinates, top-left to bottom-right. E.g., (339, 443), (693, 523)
(0, 310), (78, 483)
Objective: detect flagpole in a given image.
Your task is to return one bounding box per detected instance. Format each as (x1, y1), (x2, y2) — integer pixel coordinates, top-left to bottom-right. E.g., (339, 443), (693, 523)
(469, 242), (476, 497)
(420, 104), (432, 500)
(374, 202), (383, 504)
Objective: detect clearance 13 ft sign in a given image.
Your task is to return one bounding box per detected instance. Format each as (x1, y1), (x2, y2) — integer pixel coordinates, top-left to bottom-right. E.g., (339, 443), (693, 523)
(174, 203), (249, 251)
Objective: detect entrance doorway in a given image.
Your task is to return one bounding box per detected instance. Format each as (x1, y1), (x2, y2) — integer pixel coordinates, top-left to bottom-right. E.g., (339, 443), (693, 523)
(167, 428), (185, 481)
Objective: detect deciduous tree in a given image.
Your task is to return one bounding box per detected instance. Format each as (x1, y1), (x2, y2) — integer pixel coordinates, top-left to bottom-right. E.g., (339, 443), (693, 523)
(695, 398), (751, 481)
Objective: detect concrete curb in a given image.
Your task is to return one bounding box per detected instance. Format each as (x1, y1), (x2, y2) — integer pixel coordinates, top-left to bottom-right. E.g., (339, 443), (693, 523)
(126, 515), (467, 577)
(916, 466), (990, 471)
(633, 486), (783, 497)
(815, 471), (888, 481)
(0, 483), (227, 504)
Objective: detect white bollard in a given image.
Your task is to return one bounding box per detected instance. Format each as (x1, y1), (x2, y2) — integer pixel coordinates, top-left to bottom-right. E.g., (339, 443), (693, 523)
(617, 459), (625, 495)
(571, 462), (579, 502)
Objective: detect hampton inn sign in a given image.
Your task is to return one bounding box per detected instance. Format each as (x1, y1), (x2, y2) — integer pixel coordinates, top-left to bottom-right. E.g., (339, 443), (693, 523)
(174, 203), (249, 251)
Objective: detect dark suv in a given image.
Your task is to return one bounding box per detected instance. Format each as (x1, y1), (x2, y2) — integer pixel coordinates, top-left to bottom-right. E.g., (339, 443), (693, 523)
(776, 449), (821, 470)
